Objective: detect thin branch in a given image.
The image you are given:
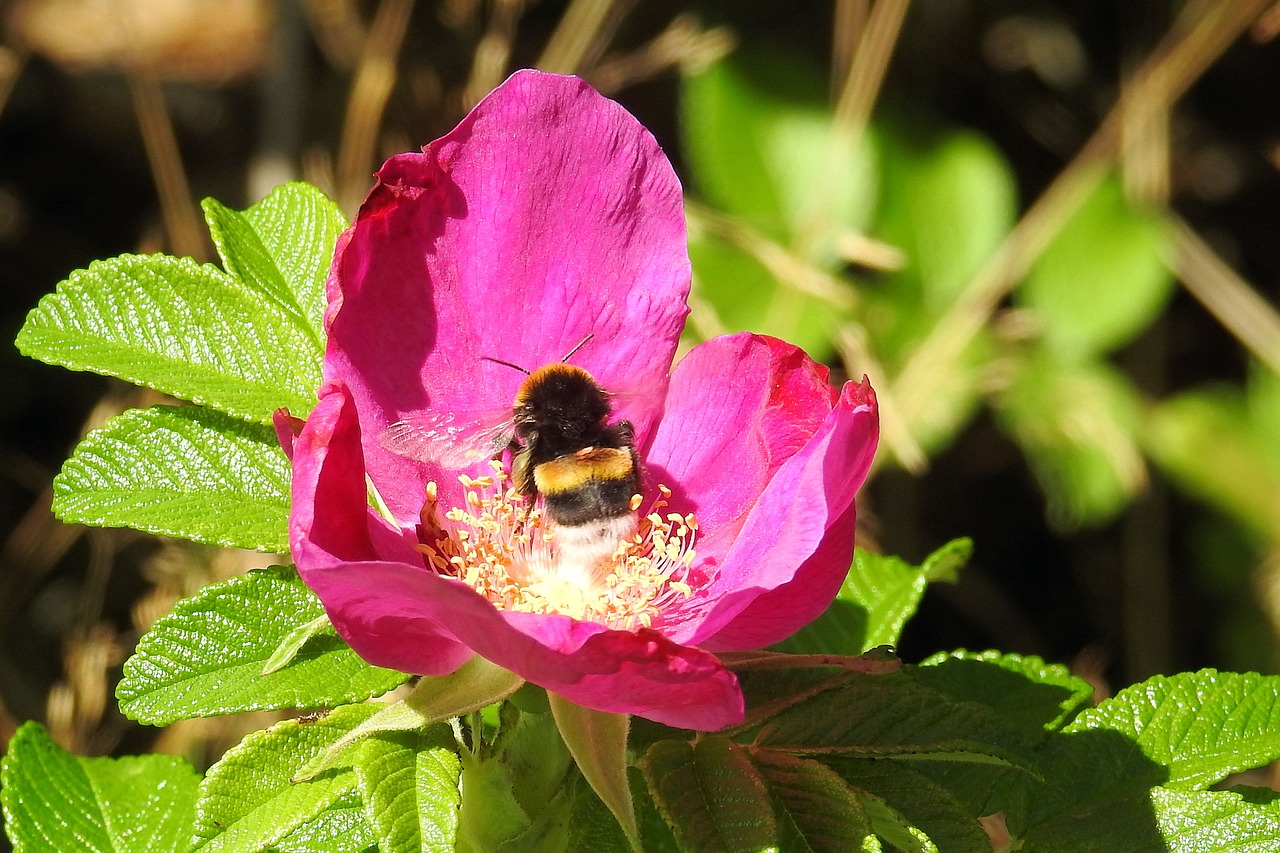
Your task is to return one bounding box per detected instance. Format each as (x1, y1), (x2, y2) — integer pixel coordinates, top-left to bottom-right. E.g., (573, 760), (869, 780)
(336, 0), (416, 213)
(1169, 218), (1280, 376)
(127, 74), (206, 260)
(891, 0), (1272, 426)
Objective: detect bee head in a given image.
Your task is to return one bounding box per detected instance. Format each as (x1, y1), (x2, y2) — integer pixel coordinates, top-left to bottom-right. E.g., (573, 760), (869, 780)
(513, 364), (611, 440)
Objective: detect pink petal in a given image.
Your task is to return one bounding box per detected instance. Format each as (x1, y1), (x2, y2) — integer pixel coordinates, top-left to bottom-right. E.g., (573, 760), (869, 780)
(325, 70), (690, 522)
(643, 333), (838, 566)
(291, 383), (475, 670)
(301, 557), (743, 730)
(665, 378), (879, 649)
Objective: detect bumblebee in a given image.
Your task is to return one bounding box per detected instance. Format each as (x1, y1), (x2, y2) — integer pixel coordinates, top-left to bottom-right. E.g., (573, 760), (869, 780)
(384, 339), (641, 568)
(509, 362), (641, 567)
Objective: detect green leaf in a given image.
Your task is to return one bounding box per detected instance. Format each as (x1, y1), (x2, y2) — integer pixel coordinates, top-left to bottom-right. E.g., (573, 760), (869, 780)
(457, 750), (533, 852)
(53, 405), (292, 552)
(1069, 669), (1280, 790)
(1145, 386), (1280, 540)
(826, 758), (992, 853)
(993, 352), (1145, 529)
(915, 649), (1094, 739)
(641, 737), (779, 853)
(681, 50), (875, 243)
(755, 671), (1034, 772)
(273, 792), (377, 853)
(776, 540), (970, 655)
(117, 565), (409, 726)
(873, 125), (1017, 311)
(354, 728), (462, 853)
(1019, 172), (1173, 360)
(193, 703), (379, 852)
(1, 721), (200, 853)
(205, 182), (343, 351)
(17, 183), (341, 423)
(1153, 786), (1280, 852)
(751, 749), (879, 852)
(17, 256), (318, 424)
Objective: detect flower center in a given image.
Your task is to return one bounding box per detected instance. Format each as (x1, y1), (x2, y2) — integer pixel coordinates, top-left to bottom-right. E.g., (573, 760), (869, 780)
(414, 460), (700, 629)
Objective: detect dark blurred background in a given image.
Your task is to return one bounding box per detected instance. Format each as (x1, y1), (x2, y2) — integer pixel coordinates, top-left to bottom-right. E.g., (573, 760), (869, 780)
(2, 0), (1279, 773)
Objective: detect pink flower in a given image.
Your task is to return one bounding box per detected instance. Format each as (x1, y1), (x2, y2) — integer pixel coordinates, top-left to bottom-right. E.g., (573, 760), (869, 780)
(285, 70), (879, 731)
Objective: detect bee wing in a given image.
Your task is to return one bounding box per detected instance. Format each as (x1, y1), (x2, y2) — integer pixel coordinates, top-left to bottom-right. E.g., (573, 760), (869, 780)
(380, 409), (516, 469)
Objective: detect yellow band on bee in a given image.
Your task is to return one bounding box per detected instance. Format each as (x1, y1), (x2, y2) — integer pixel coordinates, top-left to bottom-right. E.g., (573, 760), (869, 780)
(534, 447), (633, 494)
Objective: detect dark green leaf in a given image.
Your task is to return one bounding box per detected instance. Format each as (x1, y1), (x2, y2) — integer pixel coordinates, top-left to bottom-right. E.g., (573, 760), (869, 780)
(641, 737), (779, 853)
(915, 649), (1094, 739)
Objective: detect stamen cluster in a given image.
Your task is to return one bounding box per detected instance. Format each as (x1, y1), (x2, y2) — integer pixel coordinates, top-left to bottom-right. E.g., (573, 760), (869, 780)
(414, 461), (700, 629)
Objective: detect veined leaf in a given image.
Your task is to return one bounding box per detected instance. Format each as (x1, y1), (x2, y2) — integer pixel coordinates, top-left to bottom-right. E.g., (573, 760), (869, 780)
(117, 565), (409, 726)
(53, 405), (292, 552)
(1, 721), (200, 853)
(354, 728), (462, 853)
(915, 649), (1094, 739)
(17, 183), (343, 423)
(641, 737), (779, 853)
(751, 749), (879, 852)
(1068, 669), (1280, 790)
(193, 704), (379, 852)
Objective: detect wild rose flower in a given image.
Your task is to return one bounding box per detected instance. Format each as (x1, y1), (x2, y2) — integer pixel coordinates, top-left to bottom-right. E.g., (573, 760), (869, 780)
(284, 70), (879, 731)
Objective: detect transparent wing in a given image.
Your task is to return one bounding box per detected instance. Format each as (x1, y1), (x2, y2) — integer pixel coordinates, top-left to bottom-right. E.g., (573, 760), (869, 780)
(380, 408), (516, 469)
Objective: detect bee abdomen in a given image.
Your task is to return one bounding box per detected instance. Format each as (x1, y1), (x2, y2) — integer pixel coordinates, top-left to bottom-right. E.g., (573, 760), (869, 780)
(535, 446), (638, 526)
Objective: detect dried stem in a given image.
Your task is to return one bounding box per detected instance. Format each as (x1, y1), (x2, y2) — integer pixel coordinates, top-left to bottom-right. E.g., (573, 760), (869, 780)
(1169, 219), (1280, 376)
(336, 0), (416, 212)
(127, 74), (206, 260)
(891, 0), (1272, 427)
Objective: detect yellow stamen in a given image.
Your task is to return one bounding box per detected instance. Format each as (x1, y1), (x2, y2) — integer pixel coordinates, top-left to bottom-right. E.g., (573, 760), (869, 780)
(411, 459), (704, 630)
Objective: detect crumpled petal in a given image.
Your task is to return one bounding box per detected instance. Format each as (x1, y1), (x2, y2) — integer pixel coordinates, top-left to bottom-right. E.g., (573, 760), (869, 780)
(649, 354), (878, 648)
(324, 69), (691, 523)
(294, 384), (742, 730)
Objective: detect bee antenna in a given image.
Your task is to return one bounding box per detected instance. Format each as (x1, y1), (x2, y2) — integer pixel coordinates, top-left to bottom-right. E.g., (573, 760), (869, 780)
(480, 355), (531, 375)
(561, 334), (594, 363)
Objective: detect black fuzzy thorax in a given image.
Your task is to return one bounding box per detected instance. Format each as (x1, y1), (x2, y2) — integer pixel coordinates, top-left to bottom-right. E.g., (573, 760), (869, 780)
(513, 367), (616, 463)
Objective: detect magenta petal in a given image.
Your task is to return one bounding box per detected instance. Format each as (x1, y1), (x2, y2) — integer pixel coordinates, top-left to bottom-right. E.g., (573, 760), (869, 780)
(325, 69), (691, 521)
(644, 333), (838, 562)
(672, 378), (879, 649)
(302, 559), (743, 730)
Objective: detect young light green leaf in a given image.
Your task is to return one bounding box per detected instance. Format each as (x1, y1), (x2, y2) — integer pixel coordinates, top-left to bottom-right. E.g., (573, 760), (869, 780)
(273, 792), (377, 853)
(1019, 172), (1173, 360)
(994, 353), (1145, 529)
(681, 50), (876, 243)
(641, 737), (779, 853)
(193, 703), (379, 852)
(1144, 386), (1280, 540)
(54, 405), (291, 552)
(1, 721), (200, 853)
(915, 649), (1095, 739)
(873, 125), (1017, 310)
(1069, 669), (1280, 790)
(751, 748), (880, 852)
(457, 750), (534, 852)
(204, 182), (344, 353)
(777, 539), (970, 656)
(17, 254), (320, 423)
(117, 565), (409, 726)
(1153, 786), (1280, 852)
(264, 615), (333, 675)
(354, 728), (462, 853)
